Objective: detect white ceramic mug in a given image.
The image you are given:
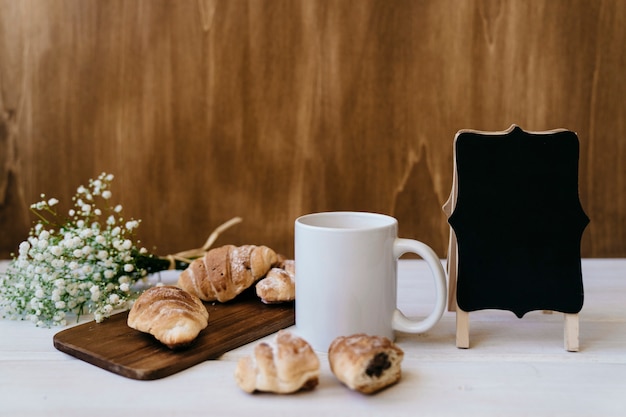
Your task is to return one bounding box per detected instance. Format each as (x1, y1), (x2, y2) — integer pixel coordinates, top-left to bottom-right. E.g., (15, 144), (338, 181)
(294, 211), (447, 351)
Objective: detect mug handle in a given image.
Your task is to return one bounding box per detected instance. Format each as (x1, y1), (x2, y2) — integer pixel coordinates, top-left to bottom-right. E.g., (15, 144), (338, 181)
(392, 238), (447, 333)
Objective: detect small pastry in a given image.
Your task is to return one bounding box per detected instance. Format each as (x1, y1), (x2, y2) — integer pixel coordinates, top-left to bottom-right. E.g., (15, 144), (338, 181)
(277, 259), (295, 275)
(178, 244), (278, 302)
(127, 286), (209, 349)
(255, 266), (295, 304)
(235, 330), (320, 394)
(328, 333), (404, 394)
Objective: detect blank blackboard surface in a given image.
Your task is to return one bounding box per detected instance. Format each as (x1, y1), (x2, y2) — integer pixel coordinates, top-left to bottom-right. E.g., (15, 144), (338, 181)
(448, 126), (590, 318)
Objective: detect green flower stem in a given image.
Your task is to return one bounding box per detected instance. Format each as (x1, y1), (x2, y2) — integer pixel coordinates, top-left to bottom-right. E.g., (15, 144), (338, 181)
(134, 252), (190, 273)
(29, 207), (52, 225)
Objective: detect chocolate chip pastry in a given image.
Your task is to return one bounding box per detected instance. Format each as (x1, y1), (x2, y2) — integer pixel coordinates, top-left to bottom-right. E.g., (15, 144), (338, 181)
(328, 333), (404, 394)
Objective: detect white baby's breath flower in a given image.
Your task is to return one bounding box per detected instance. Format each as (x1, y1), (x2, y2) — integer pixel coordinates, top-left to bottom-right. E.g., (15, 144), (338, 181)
(0, 172), (195, 328)
(66, 287), (78, 298)
(51, 258), (65, 268)
(62, 237), (74, 250)
(19, 241), (30, 256)
(28, 237), (39, 248)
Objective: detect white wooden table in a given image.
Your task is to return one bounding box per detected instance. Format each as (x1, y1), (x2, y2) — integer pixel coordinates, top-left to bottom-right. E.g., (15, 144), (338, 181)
(1, 259), (625, 417)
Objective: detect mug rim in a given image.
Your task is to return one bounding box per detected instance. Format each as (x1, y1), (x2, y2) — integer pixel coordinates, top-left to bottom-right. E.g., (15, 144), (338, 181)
(295, 211), (397, 231)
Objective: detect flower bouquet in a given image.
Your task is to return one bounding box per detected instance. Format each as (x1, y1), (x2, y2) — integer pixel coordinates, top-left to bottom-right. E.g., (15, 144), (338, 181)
(0, 173), (240, 327)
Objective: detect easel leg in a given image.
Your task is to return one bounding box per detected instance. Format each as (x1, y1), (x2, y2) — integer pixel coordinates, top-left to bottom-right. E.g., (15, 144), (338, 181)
(446, 233), (458, 312)
(456, 307), (470, 349)
(564, 313), (579, 352)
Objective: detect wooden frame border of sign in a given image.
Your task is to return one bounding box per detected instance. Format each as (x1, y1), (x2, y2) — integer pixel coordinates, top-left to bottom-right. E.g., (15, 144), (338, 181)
(442, 125), (583, 352)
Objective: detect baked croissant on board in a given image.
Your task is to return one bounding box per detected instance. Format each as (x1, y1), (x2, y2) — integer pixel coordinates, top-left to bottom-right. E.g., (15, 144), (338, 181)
(127, 286), (209, 349)
(255, 260), (295, 304)
(235, 330), (320, 394)
(177, 244), (278, 302)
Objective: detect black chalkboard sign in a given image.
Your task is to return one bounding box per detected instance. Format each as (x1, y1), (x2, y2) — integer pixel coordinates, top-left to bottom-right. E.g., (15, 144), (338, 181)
(447, 125), (589, 318)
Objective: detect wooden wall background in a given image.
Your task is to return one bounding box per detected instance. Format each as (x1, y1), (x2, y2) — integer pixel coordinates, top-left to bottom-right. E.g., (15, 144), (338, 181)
(1, 0), (624, 260)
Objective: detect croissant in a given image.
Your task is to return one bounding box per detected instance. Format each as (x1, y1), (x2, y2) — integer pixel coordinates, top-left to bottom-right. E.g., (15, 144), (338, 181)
(177, 244), (278, 302)
(256, 263), (295, 304)
(328, 334), (404, 394)
(235, 330), (320, 394)
(127, 286), (209, 349)
(278, 258), (295, 275)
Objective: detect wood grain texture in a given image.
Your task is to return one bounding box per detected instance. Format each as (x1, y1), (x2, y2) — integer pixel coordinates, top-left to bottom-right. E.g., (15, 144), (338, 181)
(1, 0), (624, 259)
(53, 289), (294, 380)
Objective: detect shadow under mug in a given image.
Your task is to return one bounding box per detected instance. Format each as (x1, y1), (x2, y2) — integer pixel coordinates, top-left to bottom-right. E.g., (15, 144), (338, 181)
(294, 211), (448, 352)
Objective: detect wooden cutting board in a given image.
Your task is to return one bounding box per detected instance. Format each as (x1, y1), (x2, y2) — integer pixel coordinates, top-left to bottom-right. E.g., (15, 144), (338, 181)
(53, 289), (294, 380)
